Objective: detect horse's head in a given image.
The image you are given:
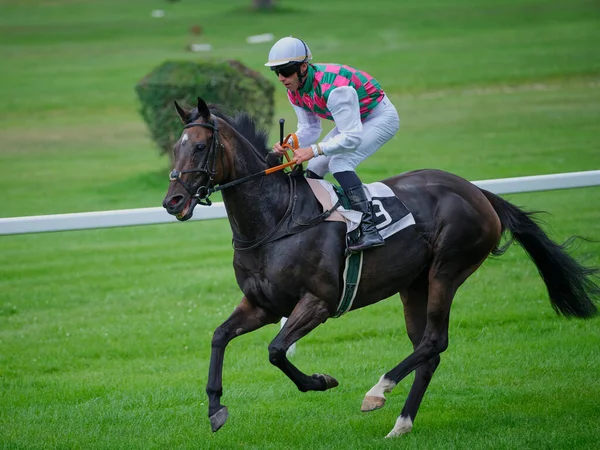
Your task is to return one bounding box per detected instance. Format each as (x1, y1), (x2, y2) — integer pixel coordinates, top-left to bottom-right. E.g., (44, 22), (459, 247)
(162, 97), (229, 221)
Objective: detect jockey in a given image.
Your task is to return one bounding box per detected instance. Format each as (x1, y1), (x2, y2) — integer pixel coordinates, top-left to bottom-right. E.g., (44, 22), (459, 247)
(265, 36), (400, 253)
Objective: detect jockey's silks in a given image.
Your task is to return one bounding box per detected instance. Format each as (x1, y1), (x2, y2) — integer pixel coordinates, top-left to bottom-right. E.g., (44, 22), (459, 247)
(288, 64), (384, 121)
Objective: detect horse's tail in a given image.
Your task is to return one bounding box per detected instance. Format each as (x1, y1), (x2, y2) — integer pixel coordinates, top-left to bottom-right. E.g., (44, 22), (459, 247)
(481, 189), (599, 318)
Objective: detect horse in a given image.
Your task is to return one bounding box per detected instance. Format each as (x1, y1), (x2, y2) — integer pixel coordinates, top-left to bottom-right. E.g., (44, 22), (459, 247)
(162, 97), (599, 438)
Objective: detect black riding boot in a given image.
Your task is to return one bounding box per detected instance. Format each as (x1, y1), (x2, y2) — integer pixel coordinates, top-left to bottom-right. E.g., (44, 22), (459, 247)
(346, 186), (385, 253)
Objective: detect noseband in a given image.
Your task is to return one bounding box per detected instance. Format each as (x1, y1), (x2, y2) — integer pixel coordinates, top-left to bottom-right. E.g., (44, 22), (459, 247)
(168, 119), (223, 206)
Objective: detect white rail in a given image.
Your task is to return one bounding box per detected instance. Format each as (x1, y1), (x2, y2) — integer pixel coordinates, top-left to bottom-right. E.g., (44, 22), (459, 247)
(0, 203), (227, 235)
(473, 170), (600, 194)
(0, 170), (599, 236)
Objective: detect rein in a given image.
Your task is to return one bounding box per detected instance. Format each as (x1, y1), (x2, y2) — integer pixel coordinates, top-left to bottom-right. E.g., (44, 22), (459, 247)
(231, 174), (341, 251)
(169, 119), (297, 206)
(169, 120), (336, 249)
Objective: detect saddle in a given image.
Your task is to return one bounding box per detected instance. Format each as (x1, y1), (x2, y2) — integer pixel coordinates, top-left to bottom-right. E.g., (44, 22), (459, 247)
(232, 167), (415, 251)
(305, 178), (415, 241)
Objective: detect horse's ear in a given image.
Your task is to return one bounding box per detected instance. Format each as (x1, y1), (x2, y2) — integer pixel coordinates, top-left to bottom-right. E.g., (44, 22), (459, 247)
(174, 100), (190, 124)
(197, 97), (210, 121)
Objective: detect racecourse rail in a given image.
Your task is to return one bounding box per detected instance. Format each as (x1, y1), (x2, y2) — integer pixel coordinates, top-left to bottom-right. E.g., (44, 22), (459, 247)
(0, 170), (599, 236)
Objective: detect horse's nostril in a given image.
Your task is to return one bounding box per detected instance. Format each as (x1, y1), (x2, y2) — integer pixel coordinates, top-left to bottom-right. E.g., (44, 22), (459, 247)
(164, 195), (184, 211)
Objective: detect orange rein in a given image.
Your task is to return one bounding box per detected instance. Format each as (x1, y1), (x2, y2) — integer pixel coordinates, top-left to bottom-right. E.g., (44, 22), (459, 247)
(264, 133), (299, 175)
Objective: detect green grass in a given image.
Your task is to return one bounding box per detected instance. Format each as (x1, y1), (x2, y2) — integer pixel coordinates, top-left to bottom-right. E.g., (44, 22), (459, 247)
(1, 0), (599, 448)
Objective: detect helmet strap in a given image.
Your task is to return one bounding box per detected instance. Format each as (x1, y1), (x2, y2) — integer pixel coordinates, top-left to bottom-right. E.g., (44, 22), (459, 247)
(297, 64), (309, 89)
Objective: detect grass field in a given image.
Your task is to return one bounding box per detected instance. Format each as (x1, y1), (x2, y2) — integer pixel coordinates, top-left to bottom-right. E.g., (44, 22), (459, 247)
(1, 0), (599, 448)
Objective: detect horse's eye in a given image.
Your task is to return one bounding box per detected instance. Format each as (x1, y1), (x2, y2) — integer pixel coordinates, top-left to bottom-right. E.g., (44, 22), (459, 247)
(195, 143), (207, 151)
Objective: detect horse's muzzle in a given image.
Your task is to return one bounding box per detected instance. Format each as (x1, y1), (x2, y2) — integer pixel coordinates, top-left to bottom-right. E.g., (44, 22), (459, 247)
(163, 194), (197, 221)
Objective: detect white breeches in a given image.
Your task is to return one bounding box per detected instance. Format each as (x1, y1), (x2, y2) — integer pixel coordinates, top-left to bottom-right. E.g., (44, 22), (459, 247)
(306, 95), (400, 176)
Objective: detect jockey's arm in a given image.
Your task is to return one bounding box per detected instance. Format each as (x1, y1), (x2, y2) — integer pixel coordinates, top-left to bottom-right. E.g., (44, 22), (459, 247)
(318, 87), (363, 156)
(290, 103), (321, 147)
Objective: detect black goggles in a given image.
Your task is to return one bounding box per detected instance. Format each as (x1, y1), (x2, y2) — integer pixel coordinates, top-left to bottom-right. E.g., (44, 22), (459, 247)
(272, 64), (299, 78)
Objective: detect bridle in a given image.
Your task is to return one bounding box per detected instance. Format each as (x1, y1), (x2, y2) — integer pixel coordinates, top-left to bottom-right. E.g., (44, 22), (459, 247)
(167, 117), (339, 250)
(168, 119), (223, 206)
(168, 118), (297, 206)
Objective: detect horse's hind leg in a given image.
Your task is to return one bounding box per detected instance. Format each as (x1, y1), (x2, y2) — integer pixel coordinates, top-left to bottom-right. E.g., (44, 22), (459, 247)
(268, 294), (339, 392)
(359, 266), (460, 437)
(362, 276), (442, 430)
(382, 261), (491, 437)
(388, 277), (457, 437)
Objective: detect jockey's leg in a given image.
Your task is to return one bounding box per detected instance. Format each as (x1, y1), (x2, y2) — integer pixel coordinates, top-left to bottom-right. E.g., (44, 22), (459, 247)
(334, 170), (385, 252)
(306, 155), (330, 178)
(306, 170), (323, 179)
(306, 126), (338, 178)
(328, 96), (400, 252)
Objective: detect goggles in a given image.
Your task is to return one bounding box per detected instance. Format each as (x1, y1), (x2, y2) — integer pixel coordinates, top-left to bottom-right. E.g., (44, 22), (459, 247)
(272, 64), (299, 78)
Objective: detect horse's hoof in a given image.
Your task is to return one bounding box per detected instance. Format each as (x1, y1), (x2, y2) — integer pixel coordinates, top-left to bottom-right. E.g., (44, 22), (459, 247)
(361, 395), (386, 412)
(209, 406), (229, 432)
(385, 416), (413, 438)
(314, 373), (339, 390)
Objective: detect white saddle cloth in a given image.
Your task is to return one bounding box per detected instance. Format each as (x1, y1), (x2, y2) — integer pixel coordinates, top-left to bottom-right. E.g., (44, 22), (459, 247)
(306, 179), (416, 238)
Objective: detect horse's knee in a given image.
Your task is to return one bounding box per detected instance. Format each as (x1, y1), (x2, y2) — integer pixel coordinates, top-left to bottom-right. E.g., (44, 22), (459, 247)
(268, 344), (286, 367)
(422, 334), (448, 356)
(211, 326), (229, 348)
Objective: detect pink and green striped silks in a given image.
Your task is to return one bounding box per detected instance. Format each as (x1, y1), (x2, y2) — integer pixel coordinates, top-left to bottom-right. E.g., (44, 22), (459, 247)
(287, 63), (385, 121)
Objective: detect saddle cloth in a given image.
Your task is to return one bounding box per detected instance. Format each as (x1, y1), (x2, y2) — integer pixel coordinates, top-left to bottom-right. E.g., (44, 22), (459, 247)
(306, 179), (416, 238)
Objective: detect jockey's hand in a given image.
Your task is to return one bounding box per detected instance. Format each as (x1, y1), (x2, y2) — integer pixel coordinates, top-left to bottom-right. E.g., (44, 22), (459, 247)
(293, 147), (314, 164)
(272, 142), (287, 155)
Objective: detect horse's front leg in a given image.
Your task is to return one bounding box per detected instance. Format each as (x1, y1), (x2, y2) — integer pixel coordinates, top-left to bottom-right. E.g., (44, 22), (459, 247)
(268, 294), (339, 392)
(207, 296), (277, 432)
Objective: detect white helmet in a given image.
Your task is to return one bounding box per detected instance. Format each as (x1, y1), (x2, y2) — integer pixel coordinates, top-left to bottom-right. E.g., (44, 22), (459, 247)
(264, 37), (312, 67)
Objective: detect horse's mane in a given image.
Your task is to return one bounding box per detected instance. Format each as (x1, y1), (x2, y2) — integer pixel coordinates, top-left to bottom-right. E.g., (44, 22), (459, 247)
(188, 104), (271, 156)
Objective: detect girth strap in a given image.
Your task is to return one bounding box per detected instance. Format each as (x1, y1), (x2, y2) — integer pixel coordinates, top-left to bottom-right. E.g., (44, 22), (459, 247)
(334, 251), (364, 317)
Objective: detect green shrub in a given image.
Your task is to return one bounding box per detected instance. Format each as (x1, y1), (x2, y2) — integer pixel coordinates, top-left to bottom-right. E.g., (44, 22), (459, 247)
(135, 59), (275, 158)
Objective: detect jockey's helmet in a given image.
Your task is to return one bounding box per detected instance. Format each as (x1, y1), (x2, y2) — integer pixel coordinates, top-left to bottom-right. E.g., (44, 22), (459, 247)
(264, 36), (312, 70)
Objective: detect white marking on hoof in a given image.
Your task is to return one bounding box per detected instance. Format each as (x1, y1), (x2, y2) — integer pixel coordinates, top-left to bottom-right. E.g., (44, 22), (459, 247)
(361, 375), (396, 411)
(385, 416), (413, 438)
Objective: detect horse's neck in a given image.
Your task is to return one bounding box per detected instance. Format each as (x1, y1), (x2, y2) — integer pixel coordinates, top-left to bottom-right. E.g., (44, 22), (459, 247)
(220, 127), (292, 241)
(222, 172), (292, 242)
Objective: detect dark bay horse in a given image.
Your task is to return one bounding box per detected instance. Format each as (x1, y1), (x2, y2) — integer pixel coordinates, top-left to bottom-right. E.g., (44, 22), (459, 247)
(162, 97), (599, 438)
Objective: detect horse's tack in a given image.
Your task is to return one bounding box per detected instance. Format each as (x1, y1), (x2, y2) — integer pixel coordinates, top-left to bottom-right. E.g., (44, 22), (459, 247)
(335, 252), (364, 317)
(231, 173), (341, 251)
(169, 119), (223, 206)
(171, 121), (298, 205)
(305, 179), (346, 222)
